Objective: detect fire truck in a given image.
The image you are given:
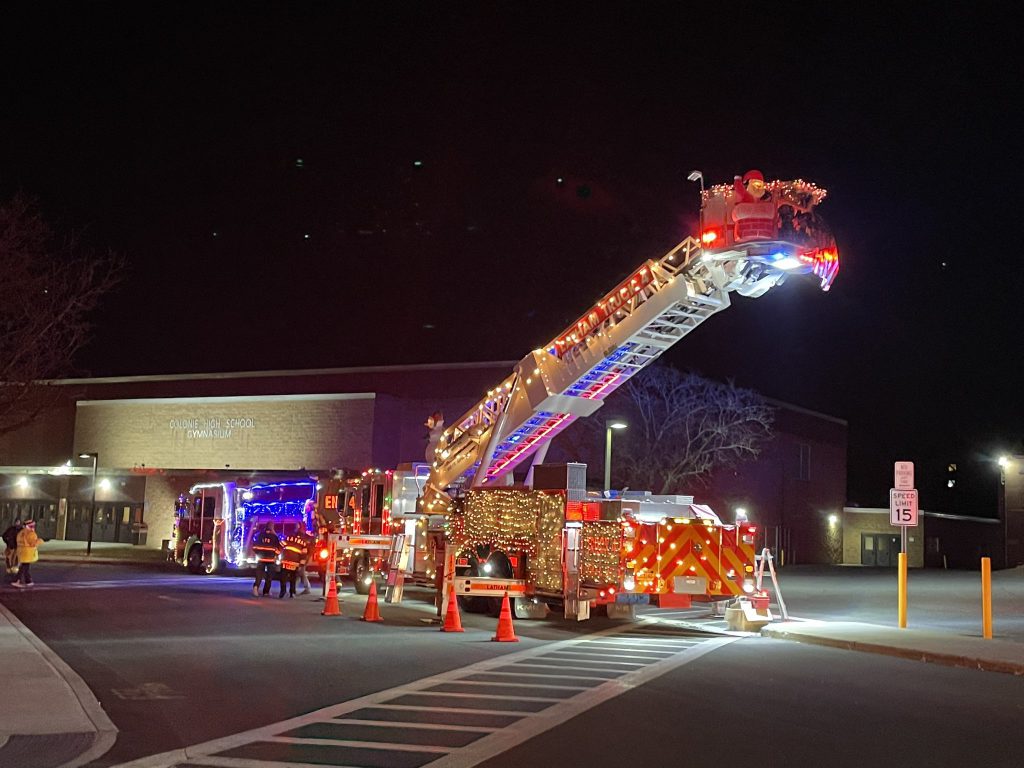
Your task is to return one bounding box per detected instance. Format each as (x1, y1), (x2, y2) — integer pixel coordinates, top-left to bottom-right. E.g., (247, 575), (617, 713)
(170, 479), (318, 574)
(407, 174), (839, 619)
(190, 173), (837, 621)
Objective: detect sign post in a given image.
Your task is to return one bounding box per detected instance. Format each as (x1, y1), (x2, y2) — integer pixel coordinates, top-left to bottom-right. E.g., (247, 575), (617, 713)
(890, 462), (918, 629)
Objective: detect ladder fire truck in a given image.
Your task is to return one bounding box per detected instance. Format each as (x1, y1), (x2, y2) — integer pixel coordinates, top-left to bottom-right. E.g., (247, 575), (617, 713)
(401, 174), (839, 619)
(321, 174), (838, 618)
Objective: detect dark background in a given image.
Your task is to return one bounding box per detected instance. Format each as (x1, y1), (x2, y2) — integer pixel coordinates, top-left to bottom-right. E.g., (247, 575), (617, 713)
(1, 3), (1019, 509)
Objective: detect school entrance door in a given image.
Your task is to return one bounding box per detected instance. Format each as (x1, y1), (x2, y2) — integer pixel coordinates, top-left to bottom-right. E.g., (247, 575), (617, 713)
(861, 533), (901, 566)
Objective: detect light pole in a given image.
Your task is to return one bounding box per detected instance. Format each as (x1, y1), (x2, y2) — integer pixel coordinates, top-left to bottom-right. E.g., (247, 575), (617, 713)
(80, 452), (98, 556)
(998, 455), (1010, 568)
(604, 420), (628, 494)
(687, 169), (705, 241)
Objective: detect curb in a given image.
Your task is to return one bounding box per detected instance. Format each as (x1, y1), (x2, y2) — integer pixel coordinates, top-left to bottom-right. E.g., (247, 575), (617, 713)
(761, 624), (1024, 677)
(0, 602), (118, 767)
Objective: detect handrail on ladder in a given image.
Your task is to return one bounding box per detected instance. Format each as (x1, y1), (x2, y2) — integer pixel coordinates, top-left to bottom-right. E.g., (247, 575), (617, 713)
(755, 548), (789, 621)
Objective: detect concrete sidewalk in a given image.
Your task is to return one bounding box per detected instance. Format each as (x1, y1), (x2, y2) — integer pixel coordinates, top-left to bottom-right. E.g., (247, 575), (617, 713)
(33, 540), (169, 567)
(762, 619), (1024, 676)
(0, 602), (117, 768)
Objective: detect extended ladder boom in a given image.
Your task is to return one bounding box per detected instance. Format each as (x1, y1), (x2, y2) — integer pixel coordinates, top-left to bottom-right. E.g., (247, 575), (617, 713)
(426, 181), (838, 507)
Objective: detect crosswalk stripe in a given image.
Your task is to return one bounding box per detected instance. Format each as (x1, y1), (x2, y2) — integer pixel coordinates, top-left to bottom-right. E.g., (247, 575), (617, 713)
(173, 756), (359, 768)
(423, 680), (590, 691)
(268, 736), (451, 753)
(334, 719), (498, 734)
(370, 704), (539, 717)
(395, 690), (564, 702)
(464, 670), (611, 681)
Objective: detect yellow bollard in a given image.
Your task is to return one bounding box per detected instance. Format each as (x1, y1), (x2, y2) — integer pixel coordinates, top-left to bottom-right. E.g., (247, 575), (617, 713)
(982, 557), (992, 639)
(897, 552), (907, 628)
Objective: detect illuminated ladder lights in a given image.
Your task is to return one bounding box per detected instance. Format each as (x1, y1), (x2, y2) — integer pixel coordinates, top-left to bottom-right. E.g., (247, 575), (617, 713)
(433, 236), (735, 490)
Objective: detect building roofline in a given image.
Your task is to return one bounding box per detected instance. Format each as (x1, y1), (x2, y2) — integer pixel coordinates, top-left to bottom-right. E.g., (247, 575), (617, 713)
(47, 360), (519, 386)
(843, 507), (1000, 524)
(43, 362), (846, 426)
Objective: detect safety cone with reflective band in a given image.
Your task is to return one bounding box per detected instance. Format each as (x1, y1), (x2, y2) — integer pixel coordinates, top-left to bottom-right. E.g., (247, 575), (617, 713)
(440, 585), (464, 632)
(361, 580), (383, 622)
(491, 592), (519, 642)
(321, 577), (341, 616)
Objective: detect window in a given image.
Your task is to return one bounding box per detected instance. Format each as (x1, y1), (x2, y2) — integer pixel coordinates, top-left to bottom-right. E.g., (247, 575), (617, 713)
(798, 444), (811, 481)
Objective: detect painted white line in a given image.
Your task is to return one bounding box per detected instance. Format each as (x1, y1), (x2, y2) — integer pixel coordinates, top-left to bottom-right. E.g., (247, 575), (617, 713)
(398, 690), (562, 702)
(589, 638), (700, 651)
(541, 649), (660, 660)
(587, 636), (697, 646)
(370, 704), (539, 717)
(334, 719), (498, 734)
(426, 680), (589, 691)
(269, 735), (451, 753)
(538, 653), (646, 665)
(172, 757), (358, 768)
(499, 662), (623, 675)
(466, 671), (611, 681)
(581, 647), (679, 656)
(422, 637), (739, 768)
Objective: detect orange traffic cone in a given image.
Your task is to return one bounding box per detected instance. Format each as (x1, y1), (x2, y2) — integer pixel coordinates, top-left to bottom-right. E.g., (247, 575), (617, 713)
(491, 592), (519, 642)
(361, 580), (383, 622)
(440, 586), (464, 633)
(321, 577), (341, 616)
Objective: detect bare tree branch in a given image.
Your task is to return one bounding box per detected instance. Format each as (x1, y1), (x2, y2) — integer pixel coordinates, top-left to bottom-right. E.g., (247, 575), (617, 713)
(0, 194), (125, 436)
(552, 364), (774, 494)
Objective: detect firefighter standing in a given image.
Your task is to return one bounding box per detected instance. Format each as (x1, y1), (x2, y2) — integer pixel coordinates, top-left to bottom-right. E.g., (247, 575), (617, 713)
(251, 522), (281, 597)
(296, 528), (315, 595)
(278, 529), (310, 598)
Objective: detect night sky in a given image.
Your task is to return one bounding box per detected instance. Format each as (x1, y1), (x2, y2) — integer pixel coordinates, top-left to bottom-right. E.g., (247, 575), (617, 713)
(2, 4), (1019, 509)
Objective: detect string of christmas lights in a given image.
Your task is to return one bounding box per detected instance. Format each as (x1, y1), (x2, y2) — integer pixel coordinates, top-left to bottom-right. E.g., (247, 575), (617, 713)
(527, 498), (566, 592)
(580, 521), (623, 585)
(460, 489), (549, 555)
(701, 178), (828, 207)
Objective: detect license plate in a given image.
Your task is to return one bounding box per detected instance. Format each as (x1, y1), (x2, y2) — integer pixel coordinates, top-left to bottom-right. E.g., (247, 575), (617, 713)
(615, 593), (650, 605)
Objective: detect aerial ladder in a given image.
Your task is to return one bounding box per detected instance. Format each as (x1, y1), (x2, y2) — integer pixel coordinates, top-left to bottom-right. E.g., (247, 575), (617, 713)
(424, 175), (839, 516)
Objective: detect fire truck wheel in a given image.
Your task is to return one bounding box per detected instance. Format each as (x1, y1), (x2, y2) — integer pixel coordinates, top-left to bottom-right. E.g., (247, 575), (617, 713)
(353, 555), (373, 595)
(186, 546), (205, 575)
(484, 552), (515, 618)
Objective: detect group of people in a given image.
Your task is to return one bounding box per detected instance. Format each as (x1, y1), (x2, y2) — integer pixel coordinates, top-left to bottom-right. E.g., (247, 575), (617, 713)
(250, 522), (315, 598)
(2, 518), (41, 588)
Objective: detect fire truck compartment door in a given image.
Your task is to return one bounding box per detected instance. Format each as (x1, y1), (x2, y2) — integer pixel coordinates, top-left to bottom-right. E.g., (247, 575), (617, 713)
(673, 575), (708, 594)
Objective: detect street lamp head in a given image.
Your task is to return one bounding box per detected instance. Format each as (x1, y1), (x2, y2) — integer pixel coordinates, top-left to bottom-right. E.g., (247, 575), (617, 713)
(998, 456), (1010, 468)
(607, 420), (628, 430)
(687, 170), (703, 183)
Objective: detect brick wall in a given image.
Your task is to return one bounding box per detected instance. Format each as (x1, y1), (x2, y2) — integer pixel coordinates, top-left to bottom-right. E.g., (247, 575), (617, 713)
(73, 393), (375, 471)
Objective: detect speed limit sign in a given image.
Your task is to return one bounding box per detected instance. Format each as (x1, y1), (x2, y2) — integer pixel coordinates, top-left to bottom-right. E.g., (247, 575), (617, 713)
(890, 489), (919, 527)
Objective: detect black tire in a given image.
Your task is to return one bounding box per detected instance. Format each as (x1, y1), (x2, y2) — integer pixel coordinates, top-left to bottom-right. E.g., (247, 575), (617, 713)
(353, 554), (372, 595)
(457, 551), (519, 616)
(458, 555), (490, 614)
(186, 546), (204, 575)
(485, 551), (516, 618)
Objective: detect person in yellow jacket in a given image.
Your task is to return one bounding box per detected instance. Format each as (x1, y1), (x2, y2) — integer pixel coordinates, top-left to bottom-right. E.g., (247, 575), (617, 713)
(13, 519), (40, 588)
